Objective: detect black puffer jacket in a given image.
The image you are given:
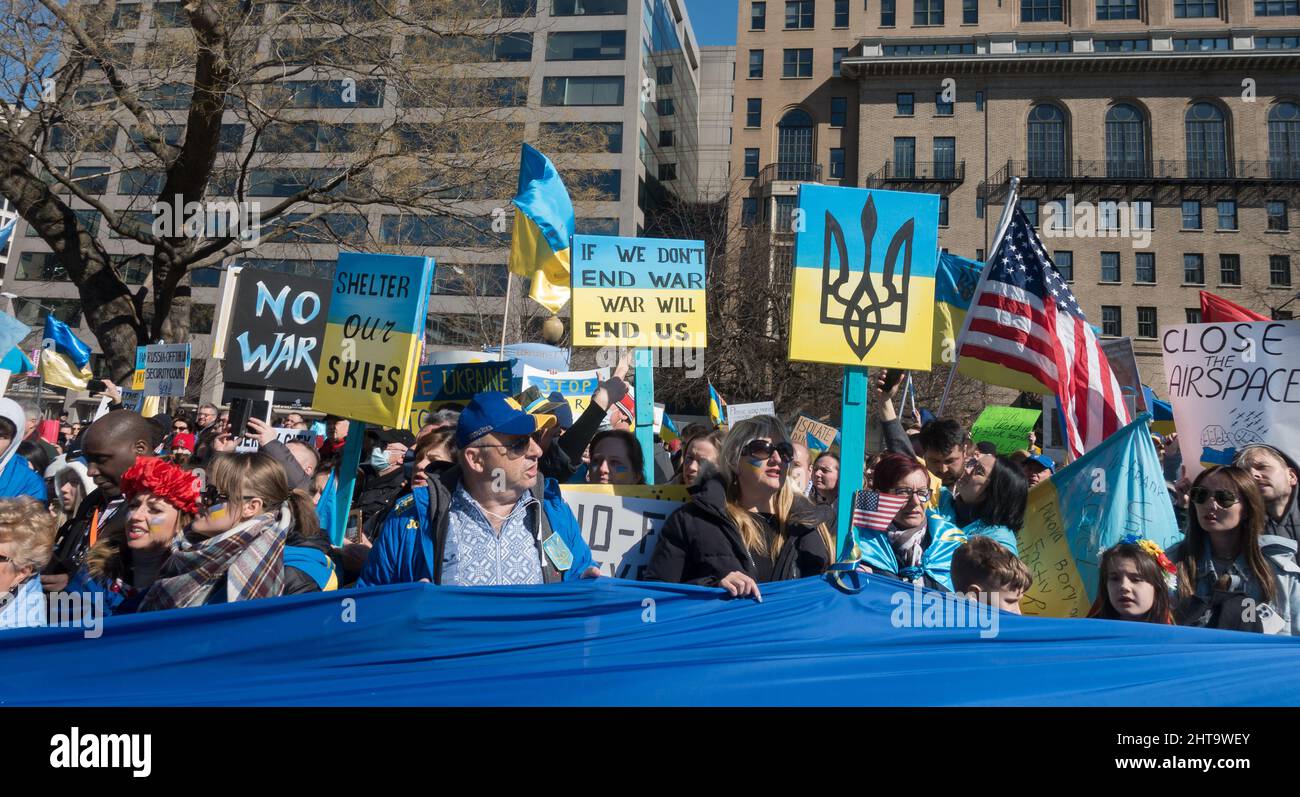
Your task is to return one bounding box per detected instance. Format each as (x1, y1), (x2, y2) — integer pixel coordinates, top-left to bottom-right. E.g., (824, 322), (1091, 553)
(643, 467), (834, 586)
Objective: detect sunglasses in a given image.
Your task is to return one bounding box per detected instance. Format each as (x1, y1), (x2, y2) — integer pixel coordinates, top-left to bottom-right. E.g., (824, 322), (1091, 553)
(200, 485), (230, 508)
(472, 431), (543, 458)
(1190, 487), (1239, 508)
(742, 439), (794, 462)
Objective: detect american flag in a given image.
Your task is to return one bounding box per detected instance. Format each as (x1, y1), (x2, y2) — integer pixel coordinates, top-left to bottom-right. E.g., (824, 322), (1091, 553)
(958, 208), (1129, 459)
(851, 490), (910, 534)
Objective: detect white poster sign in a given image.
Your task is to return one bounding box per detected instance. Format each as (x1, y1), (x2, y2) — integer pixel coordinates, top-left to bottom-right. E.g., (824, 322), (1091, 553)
(726, 401), (777, 424)
(560, 484), (687, 579)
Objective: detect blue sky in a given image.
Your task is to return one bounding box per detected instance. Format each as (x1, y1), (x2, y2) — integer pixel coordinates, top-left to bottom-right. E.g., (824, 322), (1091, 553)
(684, 0), (738, 46)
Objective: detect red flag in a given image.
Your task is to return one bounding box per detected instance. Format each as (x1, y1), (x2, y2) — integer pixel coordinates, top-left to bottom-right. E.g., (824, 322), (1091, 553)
(1199, 290), (1268, 323)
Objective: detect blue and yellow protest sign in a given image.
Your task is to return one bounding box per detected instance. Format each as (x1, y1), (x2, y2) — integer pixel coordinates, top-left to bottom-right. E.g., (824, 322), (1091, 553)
(312, 251), (435, 428)
(570, 234), (707, 349)
(1018, 413), (1181, 618)
(407, 361), (513, 433)
(789, 185), (939, 369)
(520, 364), (608, 419)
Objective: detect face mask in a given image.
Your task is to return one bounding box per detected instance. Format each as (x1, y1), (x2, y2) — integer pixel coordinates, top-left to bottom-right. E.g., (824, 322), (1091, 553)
(370, 447), (391, 471)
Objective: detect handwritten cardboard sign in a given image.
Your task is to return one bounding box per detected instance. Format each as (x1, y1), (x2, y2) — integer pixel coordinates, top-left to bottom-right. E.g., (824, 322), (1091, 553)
(971, 406), (1042, 455)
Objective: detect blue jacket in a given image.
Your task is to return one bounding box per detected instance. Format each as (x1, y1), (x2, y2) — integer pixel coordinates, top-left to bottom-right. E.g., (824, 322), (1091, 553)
(358, 467), (593, 587)
(65, 567), (144, 617)
(0, 454), (46, 502)
(937, 488), (1019, 556)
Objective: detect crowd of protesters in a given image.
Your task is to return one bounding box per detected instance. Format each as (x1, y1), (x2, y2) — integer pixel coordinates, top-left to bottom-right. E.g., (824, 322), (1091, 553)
(1, 355), (1298, 639)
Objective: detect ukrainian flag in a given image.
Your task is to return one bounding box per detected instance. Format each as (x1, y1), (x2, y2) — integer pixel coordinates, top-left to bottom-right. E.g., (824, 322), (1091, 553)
(509, 144), (574, 315)
(932, 252), (984, 365)
(1018, 413), (1180, 618)
(660, 411), (680, 444)
(707, 382), (727, 428)
(39, 315), (93, 390)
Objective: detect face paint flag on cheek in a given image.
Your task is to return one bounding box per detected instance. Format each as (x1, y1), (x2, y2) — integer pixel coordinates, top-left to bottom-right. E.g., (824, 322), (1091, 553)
(206, 503), (229, 524)
(147, 515), (170, 533)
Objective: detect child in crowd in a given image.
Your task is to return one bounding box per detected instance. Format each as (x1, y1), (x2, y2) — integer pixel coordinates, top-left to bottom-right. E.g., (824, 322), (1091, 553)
(1087, 536), (1176, 624)
(950, 535), (1032, 615)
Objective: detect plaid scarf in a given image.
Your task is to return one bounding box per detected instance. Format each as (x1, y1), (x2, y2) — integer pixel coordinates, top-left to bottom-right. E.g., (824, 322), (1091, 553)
(138, 508), (289, 612)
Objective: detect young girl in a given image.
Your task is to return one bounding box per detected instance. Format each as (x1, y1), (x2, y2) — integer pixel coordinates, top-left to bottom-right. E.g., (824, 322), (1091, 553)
(1088, 535), (1176, 624)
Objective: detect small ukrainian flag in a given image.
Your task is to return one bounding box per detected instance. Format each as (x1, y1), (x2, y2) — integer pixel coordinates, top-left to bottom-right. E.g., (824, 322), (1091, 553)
(707, 382), (727, 428)
(39, 315), (93, 390)
(508, 144), (574, 315)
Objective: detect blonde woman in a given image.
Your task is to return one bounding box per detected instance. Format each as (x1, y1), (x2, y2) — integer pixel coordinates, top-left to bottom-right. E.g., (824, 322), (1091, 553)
(644, 416), (836, 599)
(0, 498), (57, 630)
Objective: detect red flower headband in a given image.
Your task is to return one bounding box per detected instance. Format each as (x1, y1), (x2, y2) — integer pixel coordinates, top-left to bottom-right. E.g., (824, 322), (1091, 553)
(120, 457), (201, 515)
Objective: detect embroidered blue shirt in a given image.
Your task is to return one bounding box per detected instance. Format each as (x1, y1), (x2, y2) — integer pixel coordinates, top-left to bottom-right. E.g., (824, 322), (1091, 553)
(442, 485), (543, 586)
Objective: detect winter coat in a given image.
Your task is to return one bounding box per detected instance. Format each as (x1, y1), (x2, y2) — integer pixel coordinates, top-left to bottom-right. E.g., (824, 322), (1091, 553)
(0, 398), (47, 502)
(1168, 534), (1300, 635)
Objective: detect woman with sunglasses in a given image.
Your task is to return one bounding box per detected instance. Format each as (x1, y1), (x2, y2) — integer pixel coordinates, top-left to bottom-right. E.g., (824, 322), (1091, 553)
(937, 450), (1025, 556)
(69, 457), (197, 615)
(644, 416), (836, 599)
(139, 451), (326, 610)
(1168, 465), (1300, 634)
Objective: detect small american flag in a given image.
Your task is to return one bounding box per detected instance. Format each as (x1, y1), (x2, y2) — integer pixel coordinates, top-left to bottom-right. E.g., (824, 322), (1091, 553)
(851, 490), (910, 534)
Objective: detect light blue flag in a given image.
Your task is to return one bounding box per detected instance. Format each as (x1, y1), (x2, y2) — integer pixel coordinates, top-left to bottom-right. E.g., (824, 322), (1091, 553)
(316, 470), (339, 545)
(0, 219), (14, 253)
(854, 511), (972, 592)
(0, 311), (29, 357)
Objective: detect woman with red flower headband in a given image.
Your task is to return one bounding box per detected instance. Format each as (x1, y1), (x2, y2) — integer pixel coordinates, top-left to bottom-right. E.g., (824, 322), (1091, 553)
(1087, 536), (1176, 624)
(68, 457), (198, 616)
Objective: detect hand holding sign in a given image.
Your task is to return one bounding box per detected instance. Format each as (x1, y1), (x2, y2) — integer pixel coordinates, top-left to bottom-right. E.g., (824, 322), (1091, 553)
(247, 417), (277, 446)
(594, 349), (633, 411)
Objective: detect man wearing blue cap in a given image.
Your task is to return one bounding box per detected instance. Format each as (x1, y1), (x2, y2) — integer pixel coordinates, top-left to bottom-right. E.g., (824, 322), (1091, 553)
(1021, 454), (1055, 487)
(358, 392), (598, 586)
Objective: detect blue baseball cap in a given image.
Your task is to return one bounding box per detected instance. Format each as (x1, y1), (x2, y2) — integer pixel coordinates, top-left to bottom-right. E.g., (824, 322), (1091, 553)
(1026, 454), (1056, 473)
(456, 391), (556, 448)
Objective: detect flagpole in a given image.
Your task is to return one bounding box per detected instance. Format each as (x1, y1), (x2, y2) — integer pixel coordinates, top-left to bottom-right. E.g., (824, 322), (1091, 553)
(938, 176), (1021, 416)
(498, 271), (514, 362)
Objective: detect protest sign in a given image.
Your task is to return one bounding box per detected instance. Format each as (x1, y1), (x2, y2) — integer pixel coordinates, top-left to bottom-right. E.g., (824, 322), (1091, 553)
(312, 252), (436, 428)
(788, 185), (939, 369)
(970, 406), (1042, 455)
(223, 269), (331, 396)
(132, 344), (191, 397)
(1100, 337), (1148, 418)
(0, 368), (9, 398)
(792, 415), (838, 452)
(570, 234), (707, 349)
(1160, 320), (1300, 475)
(407, 361), (513, 433)
(560, 484), (688, 578)
(520, 364), (609, 420)
(726, 401), (777, 424)
(235, 427), (320, 453)
(1018, 414), (1180, 618)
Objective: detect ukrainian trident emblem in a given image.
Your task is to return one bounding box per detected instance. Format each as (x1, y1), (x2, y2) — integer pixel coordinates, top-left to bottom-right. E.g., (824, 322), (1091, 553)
(819, 194), (914, 360)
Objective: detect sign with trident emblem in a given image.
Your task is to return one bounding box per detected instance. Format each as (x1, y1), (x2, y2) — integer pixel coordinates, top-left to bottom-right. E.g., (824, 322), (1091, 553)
(788, 185), (939, 369)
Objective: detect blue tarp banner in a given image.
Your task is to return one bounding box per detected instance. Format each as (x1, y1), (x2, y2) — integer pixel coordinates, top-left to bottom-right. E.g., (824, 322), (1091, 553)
(3, 576), (1298, 706)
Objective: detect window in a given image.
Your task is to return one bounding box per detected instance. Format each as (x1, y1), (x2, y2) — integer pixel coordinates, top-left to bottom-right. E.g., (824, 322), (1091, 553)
(541, 76), (623, 105)
(749, 49), (764, 77)
(657, 66), (673, 86)
(976, 196), (986, 219)
(545, 30), (625, 60)
(67, 166), (110, 195)
(747, 98), (762, 127)
(785, 0), (814, 28)
(1186, 103), (1229, 178)
(1133, 199), (1153, 230)
(1105, 104), (1148, 178)
(742, 197), (759, 226)
(1097, 38), (1151, 51)
(1101, 251), (1121, 282)
(1016, 40), (1072, 52)
(1214, 200), (1237, 230)
(939, 196), (950, 226)
(1099, 200), (1120, 231)
(744, 148), (760, 177)
(539, 121), (623, 153)
(1022, 0), (1063, 21)
(1268, 200), (1289, 230)
(1257, 35), (1300, 49)
(1137, 307), (1157, 339)
(884, 41), (976, 54)
(110, 3), (142, 30)
(659, 129), (674, 147)
(1182, 200), (1202, 229)
(1256, 0), (1300, 13)
(1020, 198), (1039, 226)
(833, 48), (847, 76)
(1220, 254), (1241, 285)
(830, 148), (846, 178)
(783, 48), (813, 77)
(934, 137), (956, 178)
(658, 163), (677, 181)
(777, 109), (815, 179)
(554, 0), (628, 14)
(882, 0), (897, 24)
(1101, 306), (1122, 337)
(964, 0), (978, 22)
(1173, 37), (1230, 50)
(915, 0), (944, 24)
(1054, 251), (1074, 281)
(975, 91), (984, 111)
(831, 96), (848, 127)
(657, 97), (674, 115)
(836, 0), (851, 25)
(894, 137), (917, 179)
(1096, 0), (1140, 18)
(1271, 255), (1293, 286)
(897, 92), (914, 115)
(752, 1), (767, 28)
(1186, 308), (1203, 323)
(1027, 103), (1067, 178)
(1175, 0), (1219, 17)
(1184, 253), (1205, 284)
(1268, 102), (1300, 179)
(1135, 252), (1155, 283)
(268, 79), (384, 108)
(935, 92), (954, 116)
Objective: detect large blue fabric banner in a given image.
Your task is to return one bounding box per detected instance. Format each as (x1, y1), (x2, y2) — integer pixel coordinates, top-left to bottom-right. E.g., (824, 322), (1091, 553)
(2, 576), (1297, 706)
